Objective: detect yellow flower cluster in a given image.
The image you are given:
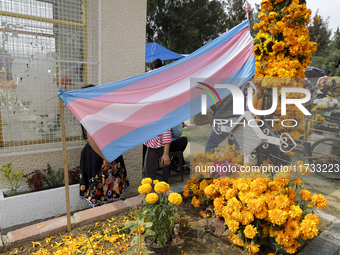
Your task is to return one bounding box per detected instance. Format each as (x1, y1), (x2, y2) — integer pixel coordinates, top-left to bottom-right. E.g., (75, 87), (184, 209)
(183, 176), (327, 254)
(252, 0), (317, 141)
(168, 192), (183, 205)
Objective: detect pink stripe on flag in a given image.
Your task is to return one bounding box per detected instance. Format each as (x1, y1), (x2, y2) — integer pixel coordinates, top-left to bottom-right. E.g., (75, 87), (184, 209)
(91, 43), (254, 149)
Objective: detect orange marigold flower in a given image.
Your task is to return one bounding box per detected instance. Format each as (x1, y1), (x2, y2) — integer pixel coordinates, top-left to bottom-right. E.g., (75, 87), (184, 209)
(244, 224), (257, 239)
(275, 230), (289, 246)
(312, 193), (327, 209)
(241, 209), (254, 225)
(229, 234), (244, 247)
(285, 219), (301, 239)
(292, 178), (302, 184)
(284, 241), (301, 254)
(300, 218), (318, 239)
(227, 220), (239, 233)
(183, 185), (190, 197)
(289, 204), (303, 219)
(274, 194), (290, 210)
(268, 208), (288, 226)
(299, 189), (312, 201)
(191, 196), (201, 208)
(246, 243), (260, 255)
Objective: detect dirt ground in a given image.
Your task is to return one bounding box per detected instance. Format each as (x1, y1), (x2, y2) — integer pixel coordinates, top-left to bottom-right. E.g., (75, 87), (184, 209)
(0, 194), (333, 255)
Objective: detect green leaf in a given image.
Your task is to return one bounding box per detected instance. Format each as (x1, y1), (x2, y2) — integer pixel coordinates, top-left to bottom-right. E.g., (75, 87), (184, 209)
(144, 222), (153, 228)
(144, 230), (156, 237)
(131, 235), (139, 247)
(124, 222), (135, 229)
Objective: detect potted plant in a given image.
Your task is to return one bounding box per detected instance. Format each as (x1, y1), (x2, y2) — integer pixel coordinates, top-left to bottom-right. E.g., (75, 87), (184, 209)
(137, 178), (183, 255)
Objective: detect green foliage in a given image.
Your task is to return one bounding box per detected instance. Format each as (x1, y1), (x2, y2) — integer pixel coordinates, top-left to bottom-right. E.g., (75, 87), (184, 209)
(307, 10), (332, 57)
(146, 0), (228, 54)
(44, 163), (64, 188)
(124, 206), (154, 254)
(0, 163), (24, 196)
(143, 192), (179, 247)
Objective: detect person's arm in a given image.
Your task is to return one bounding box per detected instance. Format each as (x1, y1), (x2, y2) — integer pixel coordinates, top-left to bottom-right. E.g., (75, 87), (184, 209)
(161, 130), (171, 167)
(87, 132), (110, 170)
(161, 143), (171, 167)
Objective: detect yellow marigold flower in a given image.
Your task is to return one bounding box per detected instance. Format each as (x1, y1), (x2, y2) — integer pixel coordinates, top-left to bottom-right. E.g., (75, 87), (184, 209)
(268, 11), (278, 19)
(154, 181), (170, 193)
(289, 205), (303, 219)
(225, 188), (237, 200)
(213, 197), (224, 212)
(141, 178), (153, 185)
(191, 196), (201, 208)
(241, 209), (254, 225)
(300, 218), (319, 239)
(246, 243), (260, 255)
(227, 220), (239, 233)
(254, 204), (268, 219)
(305, 213), (319, 225)
(275, 230), (289, 246)
(285, 219), (301, 239)
(244, 225), (257, 239)
(204, 184), (217, 198)
(153, 179), (159, 185)
(299, 189), (312, 201)
(274, 194), (290, 210)
(168, 192), (182, 205)
(314, 16), (319, 23)
(292, 178), (302, 184)
(247, 198), (265, 214)
(138, 184), (152, 194)
(231, 210), (243, 222)
(183, 185), (190, 197)
(229, 234), (244, 247)
(145, 193), (158, 204)
(268, 208), (288, 226)
(227, 197), (243, 211)
(284, 241), (301, 254)
(312, 193), (327, 209)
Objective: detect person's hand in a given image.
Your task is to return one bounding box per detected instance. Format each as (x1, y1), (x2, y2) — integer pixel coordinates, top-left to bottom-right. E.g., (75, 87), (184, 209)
(102, 158), (110, 171)
(161, 154), (171, 167)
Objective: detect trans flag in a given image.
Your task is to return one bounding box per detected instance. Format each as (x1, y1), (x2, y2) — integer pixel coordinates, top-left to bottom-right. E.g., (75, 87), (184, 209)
(58, 20), (255, 162)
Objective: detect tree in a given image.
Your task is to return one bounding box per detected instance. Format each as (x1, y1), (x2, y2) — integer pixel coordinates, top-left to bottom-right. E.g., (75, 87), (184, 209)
(307, 10), (332, 57)
(146, 0), (228, 54)
(320, 27), (340, 76)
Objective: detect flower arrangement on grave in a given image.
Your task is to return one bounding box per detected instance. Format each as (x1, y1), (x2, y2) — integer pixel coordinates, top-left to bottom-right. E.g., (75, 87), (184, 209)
(252, 0), (318, 147)
(311, 97), (340, 115)
(138, 178), (183, 248)
(185, 148), (327, 254)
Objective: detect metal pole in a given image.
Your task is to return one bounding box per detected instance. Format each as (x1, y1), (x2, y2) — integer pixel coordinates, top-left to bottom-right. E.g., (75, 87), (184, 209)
(59, 97), (72, 232)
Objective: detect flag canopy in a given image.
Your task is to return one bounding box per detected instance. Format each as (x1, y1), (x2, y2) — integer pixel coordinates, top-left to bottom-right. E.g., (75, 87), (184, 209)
(145, 42), (185, 63)
(58, 20), (255, 162)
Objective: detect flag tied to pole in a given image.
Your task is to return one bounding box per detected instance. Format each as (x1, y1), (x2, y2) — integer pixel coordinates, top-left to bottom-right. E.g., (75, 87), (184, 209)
(58, 20), (255, 162)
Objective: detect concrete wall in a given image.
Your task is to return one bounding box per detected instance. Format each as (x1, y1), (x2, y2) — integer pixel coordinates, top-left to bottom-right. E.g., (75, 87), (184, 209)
(0, 0), (147, 194)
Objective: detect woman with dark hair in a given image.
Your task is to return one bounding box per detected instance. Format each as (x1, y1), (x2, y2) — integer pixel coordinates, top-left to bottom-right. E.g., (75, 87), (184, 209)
(79, 85), (129, 207)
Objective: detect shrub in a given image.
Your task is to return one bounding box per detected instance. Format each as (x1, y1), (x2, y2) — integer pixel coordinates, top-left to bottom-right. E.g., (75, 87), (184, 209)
(68, 166), (80, 184)
(23, 169), (46, 192)
(0, 163), (24, 196)
(44, 163), (64, 188)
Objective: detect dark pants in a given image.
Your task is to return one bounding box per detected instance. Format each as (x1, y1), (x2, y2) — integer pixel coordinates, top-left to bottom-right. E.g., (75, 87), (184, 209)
(169, 137), (188, 164)
(143, 147), (164, 180)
